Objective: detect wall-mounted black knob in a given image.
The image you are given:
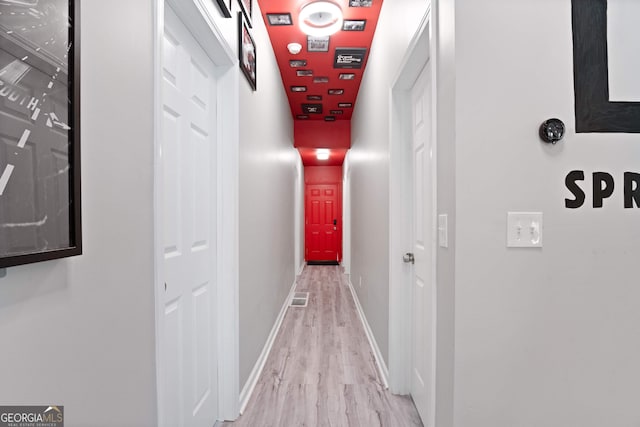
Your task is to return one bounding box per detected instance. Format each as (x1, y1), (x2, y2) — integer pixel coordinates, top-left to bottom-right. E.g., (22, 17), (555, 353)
(539, 118), (565, 144)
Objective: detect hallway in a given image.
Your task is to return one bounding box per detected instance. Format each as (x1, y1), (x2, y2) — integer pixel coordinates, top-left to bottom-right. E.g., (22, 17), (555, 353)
(3, 2), (640, 426)
(222, 266), (422, 427)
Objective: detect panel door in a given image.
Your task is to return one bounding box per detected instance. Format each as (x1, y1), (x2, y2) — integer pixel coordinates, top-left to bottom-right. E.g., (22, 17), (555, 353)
(410, 60), (434, 424)
(160, 6), (218, 427)
(305, 183), (341, 262)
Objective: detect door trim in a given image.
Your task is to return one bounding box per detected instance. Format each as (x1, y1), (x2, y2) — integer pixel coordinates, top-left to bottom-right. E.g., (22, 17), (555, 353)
(153, 0), (240, 422)
(388, 0), (433, 404)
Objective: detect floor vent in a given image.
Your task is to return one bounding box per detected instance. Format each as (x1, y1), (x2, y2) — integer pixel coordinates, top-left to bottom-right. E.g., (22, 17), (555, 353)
(290, 292), (309, 307)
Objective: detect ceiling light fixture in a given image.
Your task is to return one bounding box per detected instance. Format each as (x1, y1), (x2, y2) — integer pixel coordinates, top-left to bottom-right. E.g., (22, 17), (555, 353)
(287, 42), (302, 55)
(316, 149), (330, 160)
(299, 1), (343, 37)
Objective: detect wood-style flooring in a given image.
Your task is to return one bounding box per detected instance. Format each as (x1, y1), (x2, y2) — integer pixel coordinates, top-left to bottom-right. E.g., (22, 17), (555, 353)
(221, 265), (423, 427)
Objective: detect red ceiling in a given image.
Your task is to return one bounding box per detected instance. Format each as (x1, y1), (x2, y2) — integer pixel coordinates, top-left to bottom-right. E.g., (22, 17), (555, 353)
(298, 147), (348, 166)
(257, 0), (383, 166)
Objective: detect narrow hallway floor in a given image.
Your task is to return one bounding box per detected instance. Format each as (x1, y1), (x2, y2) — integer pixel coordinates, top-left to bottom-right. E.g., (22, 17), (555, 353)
(222, 265), (423, 427)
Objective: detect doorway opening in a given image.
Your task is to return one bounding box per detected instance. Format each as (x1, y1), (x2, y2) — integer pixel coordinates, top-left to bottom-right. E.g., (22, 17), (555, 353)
(154, 0), (240, 425)
(304, 166), (343, 264)
(389, 8), (436, 427)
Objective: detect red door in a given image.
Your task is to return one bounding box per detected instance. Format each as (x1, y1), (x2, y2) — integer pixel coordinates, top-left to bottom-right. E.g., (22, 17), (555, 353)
(305, 184), (341, 263)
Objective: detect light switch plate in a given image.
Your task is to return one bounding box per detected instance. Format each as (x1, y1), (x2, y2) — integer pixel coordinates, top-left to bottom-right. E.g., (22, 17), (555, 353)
(438, 214), (448, 248)
(507, 212), (543, 248)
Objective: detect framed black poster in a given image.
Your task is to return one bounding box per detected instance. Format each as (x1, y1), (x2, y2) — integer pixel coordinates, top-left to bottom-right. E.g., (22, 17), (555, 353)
(0, 0), (82, 269)
(334, 48), (367, 69)
(239, 12), (256, 90)
(572, 0), (640, 132)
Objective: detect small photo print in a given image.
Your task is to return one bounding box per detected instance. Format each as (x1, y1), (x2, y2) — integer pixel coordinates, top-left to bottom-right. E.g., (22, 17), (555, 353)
(339, 73), (356, 80)
(343, 19), (366, 31)
(307, 95), (323, 100)
(291, 86), (307, 92)
(290, 59), (308, 67)
(302, 103), (323, 114)
(328, 89), (344, 95)
(338, 102), (353, 108)
(307, 36), (330, 52)
(267, 13), (292, 25)
(349, 0), (372, 7)
(297, 70), (313, 77)
(313, 76), (329, 83)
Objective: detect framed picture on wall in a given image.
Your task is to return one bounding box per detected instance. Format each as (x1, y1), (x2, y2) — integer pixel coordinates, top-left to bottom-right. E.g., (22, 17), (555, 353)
(215, 0), (232, 18)
(0, 0), (82, 268)
(238, 12), (257, 90)
(238, 0), (252, 27)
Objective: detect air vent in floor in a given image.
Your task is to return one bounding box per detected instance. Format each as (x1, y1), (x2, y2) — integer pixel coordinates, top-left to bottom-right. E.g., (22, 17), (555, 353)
(290, 292), (309, 307)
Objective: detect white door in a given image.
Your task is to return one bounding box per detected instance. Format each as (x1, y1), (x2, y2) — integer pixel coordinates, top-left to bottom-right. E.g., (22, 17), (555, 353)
(410, 60), (434, 424)
(159, 6), (218, 427)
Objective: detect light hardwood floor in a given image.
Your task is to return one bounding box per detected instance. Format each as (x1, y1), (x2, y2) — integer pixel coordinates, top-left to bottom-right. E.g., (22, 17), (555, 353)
(221, 265), (423, 427)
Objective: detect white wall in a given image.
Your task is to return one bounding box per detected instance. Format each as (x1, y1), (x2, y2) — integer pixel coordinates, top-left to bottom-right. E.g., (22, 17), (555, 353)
(294, 156), (305, 275)
(350, 0), (430, 367)
(453, 1), (640, 426)
(0, 1), (157, 426)
(0, 0), (298, 424)
(237, 1), (298, 387)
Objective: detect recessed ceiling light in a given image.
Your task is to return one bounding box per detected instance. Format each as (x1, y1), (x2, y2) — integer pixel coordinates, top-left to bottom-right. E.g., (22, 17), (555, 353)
(299, 1), (343, 37)
(316, 149), (330, 160)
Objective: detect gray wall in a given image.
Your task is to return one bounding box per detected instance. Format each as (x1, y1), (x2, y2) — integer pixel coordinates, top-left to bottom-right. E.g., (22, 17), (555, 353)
(434, 0), (456, 425)
(453, 0), (640, 425)
(0, 1), (157, 426)
(353, 0), (640, 426)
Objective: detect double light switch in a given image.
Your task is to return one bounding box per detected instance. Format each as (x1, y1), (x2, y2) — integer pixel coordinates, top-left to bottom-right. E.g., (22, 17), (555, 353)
(507, 212), (543, 248)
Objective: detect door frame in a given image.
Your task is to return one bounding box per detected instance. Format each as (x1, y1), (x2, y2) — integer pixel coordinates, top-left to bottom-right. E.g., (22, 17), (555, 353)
(388, 4), (435, 418)
(153, 0), (240, 423)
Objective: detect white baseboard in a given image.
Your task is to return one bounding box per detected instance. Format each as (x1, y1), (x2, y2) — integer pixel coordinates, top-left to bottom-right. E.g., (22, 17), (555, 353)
(238, 278), (298, 414)
(346, 279), (390, 389)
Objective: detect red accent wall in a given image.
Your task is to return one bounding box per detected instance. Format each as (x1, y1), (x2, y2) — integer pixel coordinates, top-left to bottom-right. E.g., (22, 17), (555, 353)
(295, 120), (351, 149)
(304, 166), (343, 184)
